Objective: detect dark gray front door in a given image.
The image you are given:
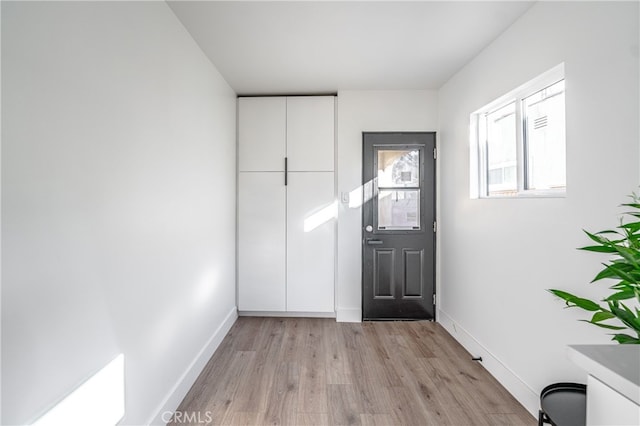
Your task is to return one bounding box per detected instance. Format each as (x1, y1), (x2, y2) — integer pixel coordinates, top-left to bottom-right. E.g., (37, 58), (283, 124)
(362, 132), (436, 320)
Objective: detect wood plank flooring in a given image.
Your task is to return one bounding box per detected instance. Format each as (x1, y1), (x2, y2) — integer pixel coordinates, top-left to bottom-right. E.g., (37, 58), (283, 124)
(170, 317), (535, 426)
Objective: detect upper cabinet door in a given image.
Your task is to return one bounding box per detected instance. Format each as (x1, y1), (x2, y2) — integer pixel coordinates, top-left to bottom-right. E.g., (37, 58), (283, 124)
(286, 96), (335, 172)
(238, 97), (286, 172)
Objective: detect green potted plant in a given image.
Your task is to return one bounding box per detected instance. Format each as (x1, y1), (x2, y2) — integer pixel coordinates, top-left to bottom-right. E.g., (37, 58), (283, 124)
(549, 193), (640, 344)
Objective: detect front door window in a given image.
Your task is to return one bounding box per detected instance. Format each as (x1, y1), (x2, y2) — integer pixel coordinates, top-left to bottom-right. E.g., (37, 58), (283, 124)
(376, 149), (421, 230)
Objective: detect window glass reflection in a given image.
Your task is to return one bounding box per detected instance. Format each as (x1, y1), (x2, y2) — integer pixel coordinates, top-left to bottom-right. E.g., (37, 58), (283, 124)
(377, 150), (419, 188)
(378, 190), (420, 230)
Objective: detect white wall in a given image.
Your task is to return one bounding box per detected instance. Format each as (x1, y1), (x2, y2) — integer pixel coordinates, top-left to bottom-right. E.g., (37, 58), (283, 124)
(1, 2), (237, 425)
(336, 90), (438, 322)
(438, 1), (639, 415)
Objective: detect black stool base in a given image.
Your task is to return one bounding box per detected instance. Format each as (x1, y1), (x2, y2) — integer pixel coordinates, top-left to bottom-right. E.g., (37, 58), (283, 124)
(538, 382), (587, 426)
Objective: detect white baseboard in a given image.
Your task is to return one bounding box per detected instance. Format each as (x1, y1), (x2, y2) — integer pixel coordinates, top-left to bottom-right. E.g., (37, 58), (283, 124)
(336, 308), (361, 323)
(437, 309), (539, 418)
(146, 307), (238, 425)
(238, 311), (336, 318)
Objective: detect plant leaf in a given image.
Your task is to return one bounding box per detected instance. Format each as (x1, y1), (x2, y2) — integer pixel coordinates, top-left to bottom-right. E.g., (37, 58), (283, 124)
(609, 282), (631, 290)
(606, 265), (638, 284)
(569, 297), (601, 311)
(592, 266), (616, 282)
(592, 263), (635, 282)
(605, 290), (636, 301)
(611, 334), (640, 344)
(580, 320), (626, 330)
(613, 246), (640, 268)
(584, 230), (614, 245)
(619, 222), (640, 232)
(549, 289), (602, 311)
(548, 289), (577, 301)
(580, 245), (617, 253)
(590, 311), (615, 322)
(609, 302), (640, 331)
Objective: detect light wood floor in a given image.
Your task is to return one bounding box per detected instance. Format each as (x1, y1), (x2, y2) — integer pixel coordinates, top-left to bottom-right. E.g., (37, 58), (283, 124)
(171, 317), (535, 426)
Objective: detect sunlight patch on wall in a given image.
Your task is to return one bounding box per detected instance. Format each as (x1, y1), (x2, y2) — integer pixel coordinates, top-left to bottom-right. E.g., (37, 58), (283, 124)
(192, 267), (220, 308)
(348, 179), (375, 209)
(304, 201), (338, 232)
(32, 354), (125, 426)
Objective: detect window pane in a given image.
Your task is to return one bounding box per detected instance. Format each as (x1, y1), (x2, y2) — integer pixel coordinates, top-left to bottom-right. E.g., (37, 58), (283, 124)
(486, 102), (517, 196)
(378, 190), (420, 230)
(377, 150), (419, 188)
(524, 80), (566, 190)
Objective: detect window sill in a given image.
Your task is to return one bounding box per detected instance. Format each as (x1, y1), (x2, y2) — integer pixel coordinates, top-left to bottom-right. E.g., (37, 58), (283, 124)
(479, 190), (566, 199)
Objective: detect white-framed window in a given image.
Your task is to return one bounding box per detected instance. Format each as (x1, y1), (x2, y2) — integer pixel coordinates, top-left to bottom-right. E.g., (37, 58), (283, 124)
(471, 64), (566, 198)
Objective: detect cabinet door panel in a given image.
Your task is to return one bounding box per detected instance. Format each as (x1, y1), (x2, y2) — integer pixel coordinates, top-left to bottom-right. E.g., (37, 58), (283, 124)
(238, 97), (286, 172)
(587, 375), (640, 426)
(286, 97), (334, 172)
(287, 172), (335, 312)
(238, 172), (286, 311)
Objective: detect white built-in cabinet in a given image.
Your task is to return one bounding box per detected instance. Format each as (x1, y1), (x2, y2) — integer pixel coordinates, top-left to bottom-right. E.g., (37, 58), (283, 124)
(238, 96), (335, 314)
(587, 375), (640, 426)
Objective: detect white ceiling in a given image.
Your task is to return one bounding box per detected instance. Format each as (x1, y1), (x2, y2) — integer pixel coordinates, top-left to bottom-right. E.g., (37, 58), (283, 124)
(168, 1), (535, 95)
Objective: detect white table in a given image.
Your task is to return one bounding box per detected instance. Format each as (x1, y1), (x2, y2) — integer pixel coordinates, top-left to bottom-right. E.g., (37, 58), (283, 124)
(568, 345), (640, 426)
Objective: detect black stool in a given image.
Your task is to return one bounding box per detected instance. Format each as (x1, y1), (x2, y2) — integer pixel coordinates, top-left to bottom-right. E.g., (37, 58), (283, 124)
(538, 382), (587, 426)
